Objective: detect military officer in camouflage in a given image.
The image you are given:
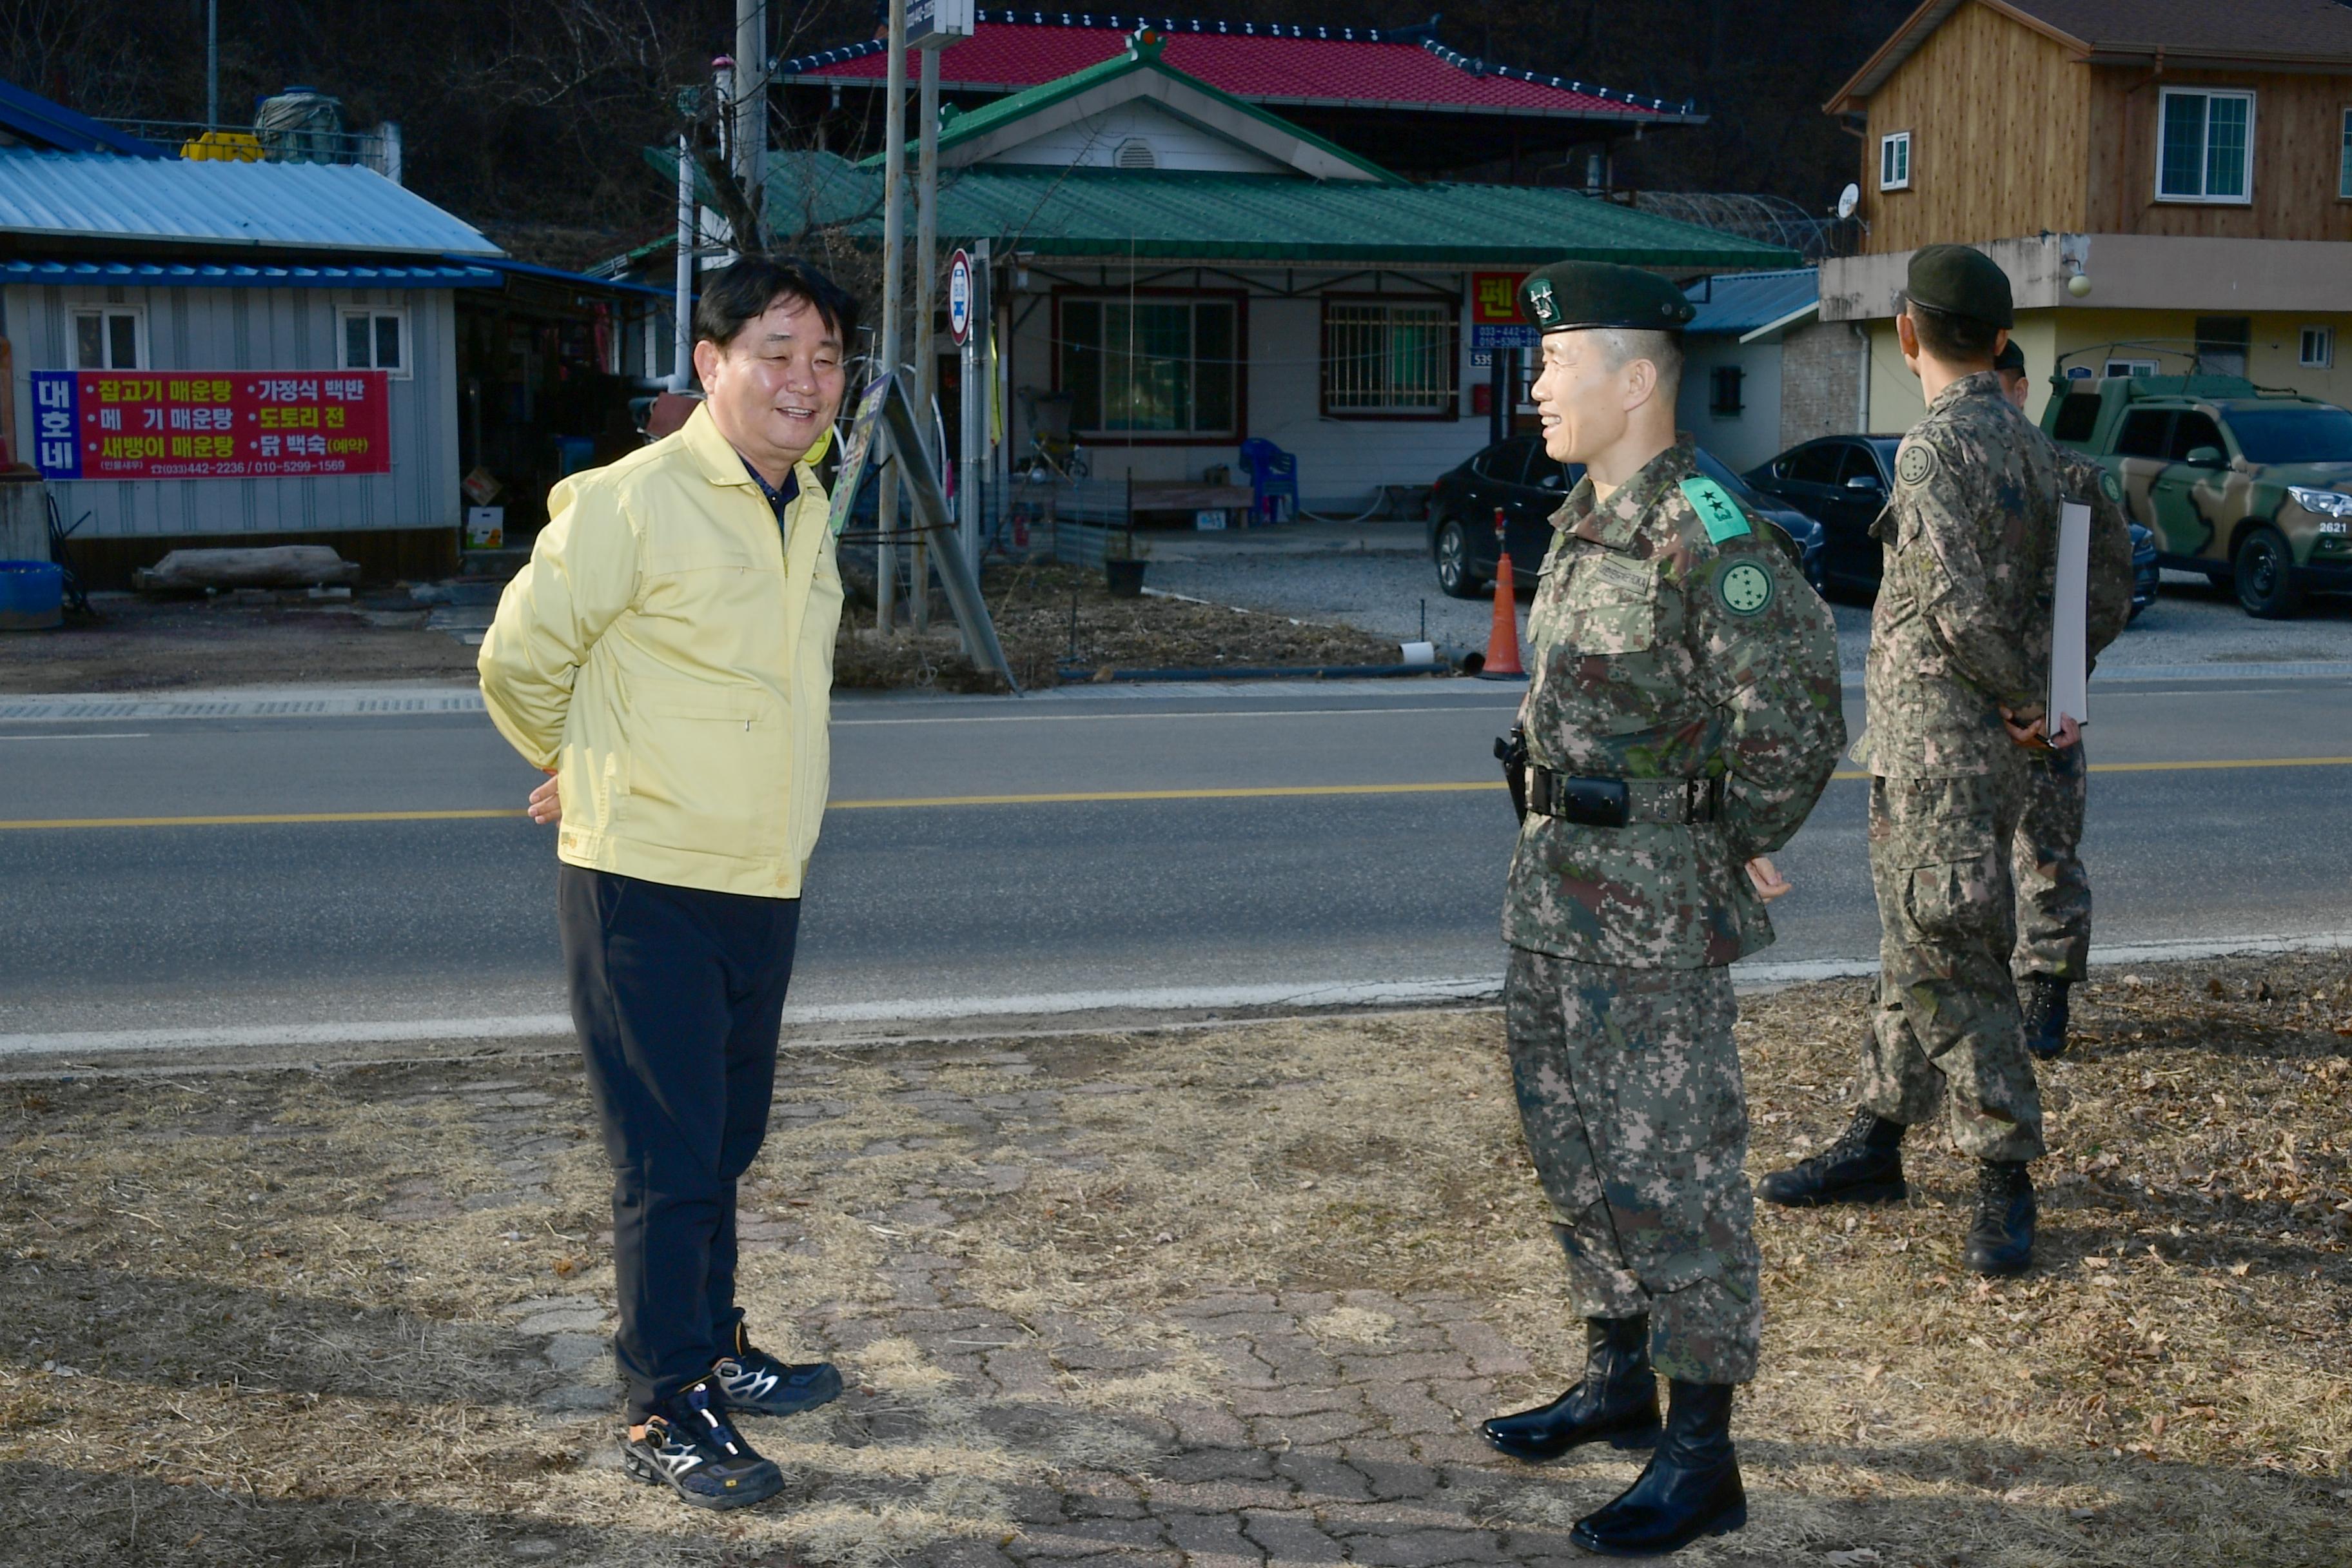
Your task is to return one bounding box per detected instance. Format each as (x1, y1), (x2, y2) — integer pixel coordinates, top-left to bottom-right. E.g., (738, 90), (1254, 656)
(1476, 260), (1845, 1557)
(1759, 246), (2067, 1277)
(1995, 342), (2136, 1058)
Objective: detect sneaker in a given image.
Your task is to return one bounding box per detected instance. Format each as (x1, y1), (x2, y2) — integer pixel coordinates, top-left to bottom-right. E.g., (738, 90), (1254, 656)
(713, 1322), (844, 1418)
(1756, 1108), (1908, 1208)
(620, 1375), (785, 1511)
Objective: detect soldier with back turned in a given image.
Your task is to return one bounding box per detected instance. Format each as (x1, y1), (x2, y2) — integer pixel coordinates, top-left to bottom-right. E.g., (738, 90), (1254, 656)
(1476, 260), (1845, 1556)
(1758, 246), (2067, 1276)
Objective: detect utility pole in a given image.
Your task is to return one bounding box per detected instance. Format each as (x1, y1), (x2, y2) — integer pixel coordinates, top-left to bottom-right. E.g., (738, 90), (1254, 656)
(877, 0), (907, 634)
(672, 122), (695, 393)
(206, 0), (219, 129)
(912, 43), (939, 633)
(733, 0), (766, 243)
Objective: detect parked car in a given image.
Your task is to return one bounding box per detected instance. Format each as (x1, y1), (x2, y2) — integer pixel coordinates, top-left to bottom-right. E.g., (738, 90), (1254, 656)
(1427, 435), (1824, 598)
(1743, 434), (1903, 593)
(2042, 371), (2352, 617)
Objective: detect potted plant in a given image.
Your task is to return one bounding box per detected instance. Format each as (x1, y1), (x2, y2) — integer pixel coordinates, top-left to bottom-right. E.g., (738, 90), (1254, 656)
(1103, 528), (1149, 598)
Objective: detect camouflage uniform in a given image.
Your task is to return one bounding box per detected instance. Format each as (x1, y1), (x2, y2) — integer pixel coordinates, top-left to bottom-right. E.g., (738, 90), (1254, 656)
(2010, 453), (2136, 985)
(1505, 439), (1845, 1385)
(1858, 371), (2064, 1162)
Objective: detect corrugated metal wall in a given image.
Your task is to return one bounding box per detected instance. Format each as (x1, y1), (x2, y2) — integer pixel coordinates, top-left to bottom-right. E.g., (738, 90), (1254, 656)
(5, 282), (460, 538)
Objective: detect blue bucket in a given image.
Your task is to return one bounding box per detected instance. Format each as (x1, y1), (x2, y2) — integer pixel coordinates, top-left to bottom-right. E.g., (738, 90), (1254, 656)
(0, 559), (63, 631)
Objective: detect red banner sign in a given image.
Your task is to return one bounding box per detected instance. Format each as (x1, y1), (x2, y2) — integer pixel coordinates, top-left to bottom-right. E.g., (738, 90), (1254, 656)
(1470, 271), (1529, 326)
(32, 369), (391, 480)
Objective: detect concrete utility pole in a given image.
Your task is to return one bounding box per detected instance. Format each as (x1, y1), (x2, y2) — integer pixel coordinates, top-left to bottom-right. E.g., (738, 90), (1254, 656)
(672, 126), (695, 392)
(912, 43), (939, 633)
(878, 0), (908, 633)
(206, 0), (219, 129)
(734, 0), (766, 243)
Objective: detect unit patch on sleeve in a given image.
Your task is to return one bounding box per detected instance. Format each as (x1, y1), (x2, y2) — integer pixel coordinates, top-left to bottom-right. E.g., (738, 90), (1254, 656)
(1677, 476), (1751, 543)
(1896, 442), (1939, 487)
(1714, 556), (1776, 617)
(2099, 467), (2122, 503)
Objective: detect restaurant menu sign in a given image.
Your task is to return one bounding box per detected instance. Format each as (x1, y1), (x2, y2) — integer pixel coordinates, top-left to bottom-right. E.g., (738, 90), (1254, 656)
(31, 369), (391, 480)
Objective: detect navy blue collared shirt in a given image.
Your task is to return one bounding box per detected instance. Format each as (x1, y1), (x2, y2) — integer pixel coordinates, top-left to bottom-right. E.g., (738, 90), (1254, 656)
(743, 458), (800, 529)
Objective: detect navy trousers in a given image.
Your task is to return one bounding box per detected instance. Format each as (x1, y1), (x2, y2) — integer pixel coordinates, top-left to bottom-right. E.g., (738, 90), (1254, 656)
(558, 865), (800, 1421)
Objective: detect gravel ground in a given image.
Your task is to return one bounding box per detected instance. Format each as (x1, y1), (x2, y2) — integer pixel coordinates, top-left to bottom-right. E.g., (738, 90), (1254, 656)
(1150, 553), (2352, 674)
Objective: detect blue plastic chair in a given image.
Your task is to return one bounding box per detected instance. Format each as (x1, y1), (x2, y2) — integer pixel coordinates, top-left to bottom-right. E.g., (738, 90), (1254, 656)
(1237, 437), (1298, 524)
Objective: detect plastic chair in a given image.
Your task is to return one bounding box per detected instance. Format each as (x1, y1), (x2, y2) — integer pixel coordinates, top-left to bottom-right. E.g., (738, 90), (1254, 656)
(1237, 437), (1298, 524)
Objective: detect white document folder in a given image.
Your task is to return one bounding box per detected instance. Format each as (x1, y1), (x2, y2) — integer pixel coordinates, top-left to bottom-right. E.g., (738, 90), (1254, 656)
(2048, 500), (2090, 729)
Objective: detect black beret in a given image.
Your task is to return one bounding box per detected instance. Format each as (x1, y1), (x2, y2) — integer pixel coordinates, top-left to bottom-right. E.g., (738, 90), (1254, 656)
(1906, 244), (2014, 329)
(1993, 340), (2025, 374)
(1518, 260), (1696, 335)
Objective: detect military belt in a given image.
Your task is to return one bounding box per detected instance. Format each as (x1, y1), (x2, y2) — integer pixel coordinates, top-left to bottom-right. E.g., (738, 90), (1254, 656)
(1525, 769), (1723, 828)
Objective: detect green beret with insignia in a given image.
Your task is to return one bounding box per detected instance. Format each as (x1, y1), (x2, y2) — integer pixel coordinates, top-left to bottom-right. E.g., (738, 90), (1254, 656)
(1519, 260), (1697, 335)
(1905, 243), (2013, 329)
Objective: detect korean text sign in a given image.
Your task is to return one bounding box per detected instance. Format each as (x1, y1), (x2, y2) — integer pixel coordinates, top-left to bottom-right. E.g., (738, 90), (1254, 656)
(31, 370), (391, 480)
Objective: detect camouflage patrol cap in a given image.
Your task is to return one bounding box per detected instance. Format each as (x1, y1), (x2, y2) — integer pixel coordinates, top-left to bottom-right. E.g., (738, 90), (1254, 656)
(1518, 260), (1697, 335)
(1905, 244), (2014, 329)
(1994, 340), (2025, 375)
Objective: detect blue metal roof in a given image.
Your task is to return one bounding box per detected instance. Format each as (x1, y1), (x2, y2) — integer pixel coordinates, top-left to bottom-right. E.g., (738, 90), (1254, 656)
(458, 254), (676, 301)
(0, 148), (501, 257)
(0, 259), (500, 289)
(1683, 267), (1818, 337)
(0, 78), (167, 157)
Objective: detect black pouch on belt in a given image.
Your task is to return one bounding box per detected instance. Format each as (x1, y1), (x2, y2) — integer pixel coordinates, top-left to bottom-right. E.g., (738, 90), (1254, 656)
(1529, 770), (1632, 827)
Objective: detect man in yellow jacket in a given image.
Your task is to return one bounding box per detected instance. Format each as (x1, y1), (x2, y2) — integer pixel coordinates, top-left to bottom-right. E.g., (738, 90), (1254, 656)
(478, 256), (854, 1511)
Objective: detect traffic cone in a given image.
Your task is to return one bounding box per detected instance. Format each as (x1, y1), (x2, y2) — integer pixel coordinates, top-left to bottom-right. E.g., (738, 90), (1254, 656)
(1477, 508), (1525, 680)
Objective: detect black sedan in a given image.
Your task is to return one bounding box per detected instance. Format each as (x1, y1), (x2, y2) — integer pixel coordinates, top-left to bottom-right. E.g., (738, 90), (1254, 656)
(1747, 433), (2160, 618)
(1428, 435), (1825, 598)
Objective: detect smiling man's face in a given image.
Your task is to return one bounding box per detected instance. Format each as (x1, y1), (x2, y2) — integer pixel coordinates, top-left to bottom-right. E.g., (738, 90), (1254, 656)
(694, 292), (846, 485)
(1530, 331), (1628, 466)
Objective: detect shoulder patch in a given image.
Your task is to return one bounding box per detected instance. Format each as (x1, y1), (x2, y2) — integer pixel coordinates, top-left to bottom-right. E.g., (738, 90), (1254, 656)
(1677, 476), (1750, 543)
(2099, 467), (2122, 503)
(1896, 443), (1938, 487)
(1713, 556), (1776, 618)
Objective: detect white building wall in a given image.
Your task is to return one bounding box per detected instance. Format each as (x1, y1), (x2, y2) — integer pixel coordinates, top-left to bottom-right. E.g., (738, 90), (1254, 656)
(983, 100), (1293, 174)
(6, 283), (460, 540)
(1674, 335), (1783, 475)
(1000, 269), (1495, 507)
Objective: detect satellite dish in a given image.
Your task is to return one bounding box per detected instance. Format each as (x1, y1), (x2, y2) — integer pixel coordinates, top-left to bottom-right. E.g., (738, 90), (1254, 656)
(1836, 183), (1860, 220)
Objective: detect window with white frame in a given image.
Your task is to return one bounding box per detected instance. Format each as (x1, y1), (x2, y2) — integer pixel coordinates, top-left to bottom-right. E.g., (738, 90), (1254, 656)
(1321, 299), (1459, 417)
(72, 306), (144, 369)
(1879, 130), (1911, 191)
(1059, 296), (1237, 438)
(2157, 88), (2254, 202)
(340, 308), (409, 377)
(2304, 327), (2336, 369)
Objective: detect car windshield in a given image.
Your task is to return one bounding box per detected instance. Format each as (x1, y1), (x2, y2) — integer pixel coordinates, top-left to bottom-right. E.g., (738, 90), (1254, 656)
(2225, 407), (2352, 464)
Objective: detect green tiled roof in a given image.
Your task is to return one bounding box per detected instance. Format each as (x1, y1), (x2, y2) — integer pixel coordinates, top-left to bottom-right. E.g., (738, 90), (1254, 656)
(648, 150), (1799, 270)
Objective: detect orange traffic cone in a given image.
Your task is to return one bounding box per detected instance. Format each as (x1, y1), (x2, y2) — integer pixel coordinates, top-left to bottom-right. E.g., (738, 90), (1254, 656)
(1477, 507), (1525, 680)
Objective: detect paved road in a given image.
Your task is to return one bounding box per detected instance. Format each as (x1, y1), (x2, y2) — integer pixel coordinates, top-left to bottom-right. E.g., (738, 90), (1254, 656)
(1, 672), (2347, 1047)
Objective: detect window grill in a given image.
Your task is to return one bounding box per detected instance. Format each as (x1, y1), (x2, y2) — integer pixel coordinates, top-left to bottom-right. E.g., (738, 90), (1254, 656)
(1322, 300), (1458, 416)
(1709, 364), (1744, 416)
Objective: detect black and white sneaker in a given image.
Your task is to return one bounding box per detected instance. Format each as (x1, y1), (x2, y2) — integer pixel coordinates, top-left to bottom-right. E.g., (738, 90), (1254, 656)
(620, 1375), (785, 1510)
(712, 1322), (844, 1418)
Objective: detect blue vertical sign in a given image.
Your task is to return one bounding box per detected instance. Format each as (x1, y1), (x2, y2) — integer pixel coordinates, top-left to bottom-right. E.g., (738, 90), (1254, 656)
(32, 371), (81, 479)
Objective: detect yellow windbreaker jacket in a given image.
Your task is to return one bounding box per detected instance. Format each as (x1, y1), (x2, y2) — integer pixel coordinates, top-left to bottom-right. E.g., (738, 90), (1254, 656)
(478, 404), (843, 898)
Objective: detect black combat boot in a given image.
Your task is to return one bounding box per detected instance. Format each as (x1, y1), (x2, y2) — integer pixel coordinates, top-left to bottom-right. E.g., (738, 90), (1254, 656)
(1571, 1379), (1745, 1557)
(2021, 976), (2072, 1060)
(1964, 1160), (2036, 1277)
(1756, 1107), (1908, 1208)
(1481, 1317), (1660, 1461)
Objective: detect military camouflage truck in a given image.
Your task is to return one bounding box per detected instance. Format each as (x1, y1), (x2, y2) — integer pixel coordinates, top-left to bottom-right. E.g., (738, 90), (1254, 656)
(2041, 372), (2352, 618)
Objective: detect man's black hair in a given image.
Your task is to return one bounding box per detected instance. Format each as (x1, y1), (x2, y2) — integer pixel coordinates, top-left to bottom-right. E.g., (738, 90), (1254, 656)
(694, 255), (859, 352)
(1900, 293), (2001, 364)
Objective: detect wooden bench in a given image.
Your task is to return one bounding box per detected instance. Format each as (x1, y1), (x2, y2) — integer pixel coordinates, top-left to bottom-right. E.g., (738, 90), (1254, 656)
(1125, 480), (1259, 527)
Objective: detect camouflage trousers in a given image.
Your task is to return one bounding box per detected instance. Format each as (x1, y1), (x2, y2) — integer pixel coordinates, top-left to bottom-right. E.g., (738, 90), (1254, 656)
(1864, 768), (2046, 1163)
(2011, 741), (2090, 983)
(1503, 948), (1760, 1386)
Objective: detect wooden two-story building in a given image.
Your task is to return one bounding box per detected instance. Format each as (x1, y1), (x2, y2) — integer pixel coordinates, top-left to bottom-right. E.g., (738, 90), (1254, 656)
(1818, 0), (2352, 429)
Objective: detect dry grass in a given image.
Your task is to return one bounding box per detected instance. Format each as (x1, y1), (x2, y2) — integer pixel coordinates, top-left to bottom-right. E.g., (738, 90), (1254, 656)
(1, 954), (2346, 1566)
(832, 560), (1410, 691)
(0, 593), (478, 694)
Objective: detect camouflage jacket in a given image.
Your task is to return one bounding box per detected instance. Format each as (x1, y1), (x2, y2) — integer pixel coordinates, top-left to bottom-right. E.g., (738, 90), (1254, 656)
(1503, 439), (1846, 969)
(2059, 448), (2137, 671)
(1861, 372), (2063, 778)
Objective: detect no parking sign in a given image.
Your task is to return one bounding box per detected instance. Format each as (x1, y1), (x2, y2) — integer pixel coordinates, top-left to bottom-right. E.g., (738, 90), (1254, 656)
(947, 249), (972, 346)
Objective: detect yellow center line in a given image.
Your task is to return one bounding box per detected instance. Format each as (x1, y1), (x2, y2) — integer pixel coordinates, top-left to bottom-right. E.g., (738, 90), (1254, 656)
(3, 756), (2347, 830)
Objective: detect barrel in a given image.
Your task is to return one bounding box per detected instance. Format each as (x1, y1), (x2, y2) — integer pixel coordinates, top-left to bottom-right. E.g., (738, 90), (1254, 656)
(0, 559), (63, 630)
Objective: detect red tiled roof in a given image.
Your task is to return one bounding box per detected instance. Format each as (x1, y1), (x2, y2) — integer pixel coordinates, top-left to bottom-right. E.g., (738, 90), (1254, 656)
(781, 12), (1697, 121)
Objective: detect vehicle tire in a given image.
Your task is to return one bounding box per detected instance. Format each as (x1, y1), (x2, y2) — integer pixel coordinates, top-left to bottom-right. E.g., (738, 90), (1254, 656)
(1435, 517), (1484, 598)
(2231, 525), (2304, 618)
